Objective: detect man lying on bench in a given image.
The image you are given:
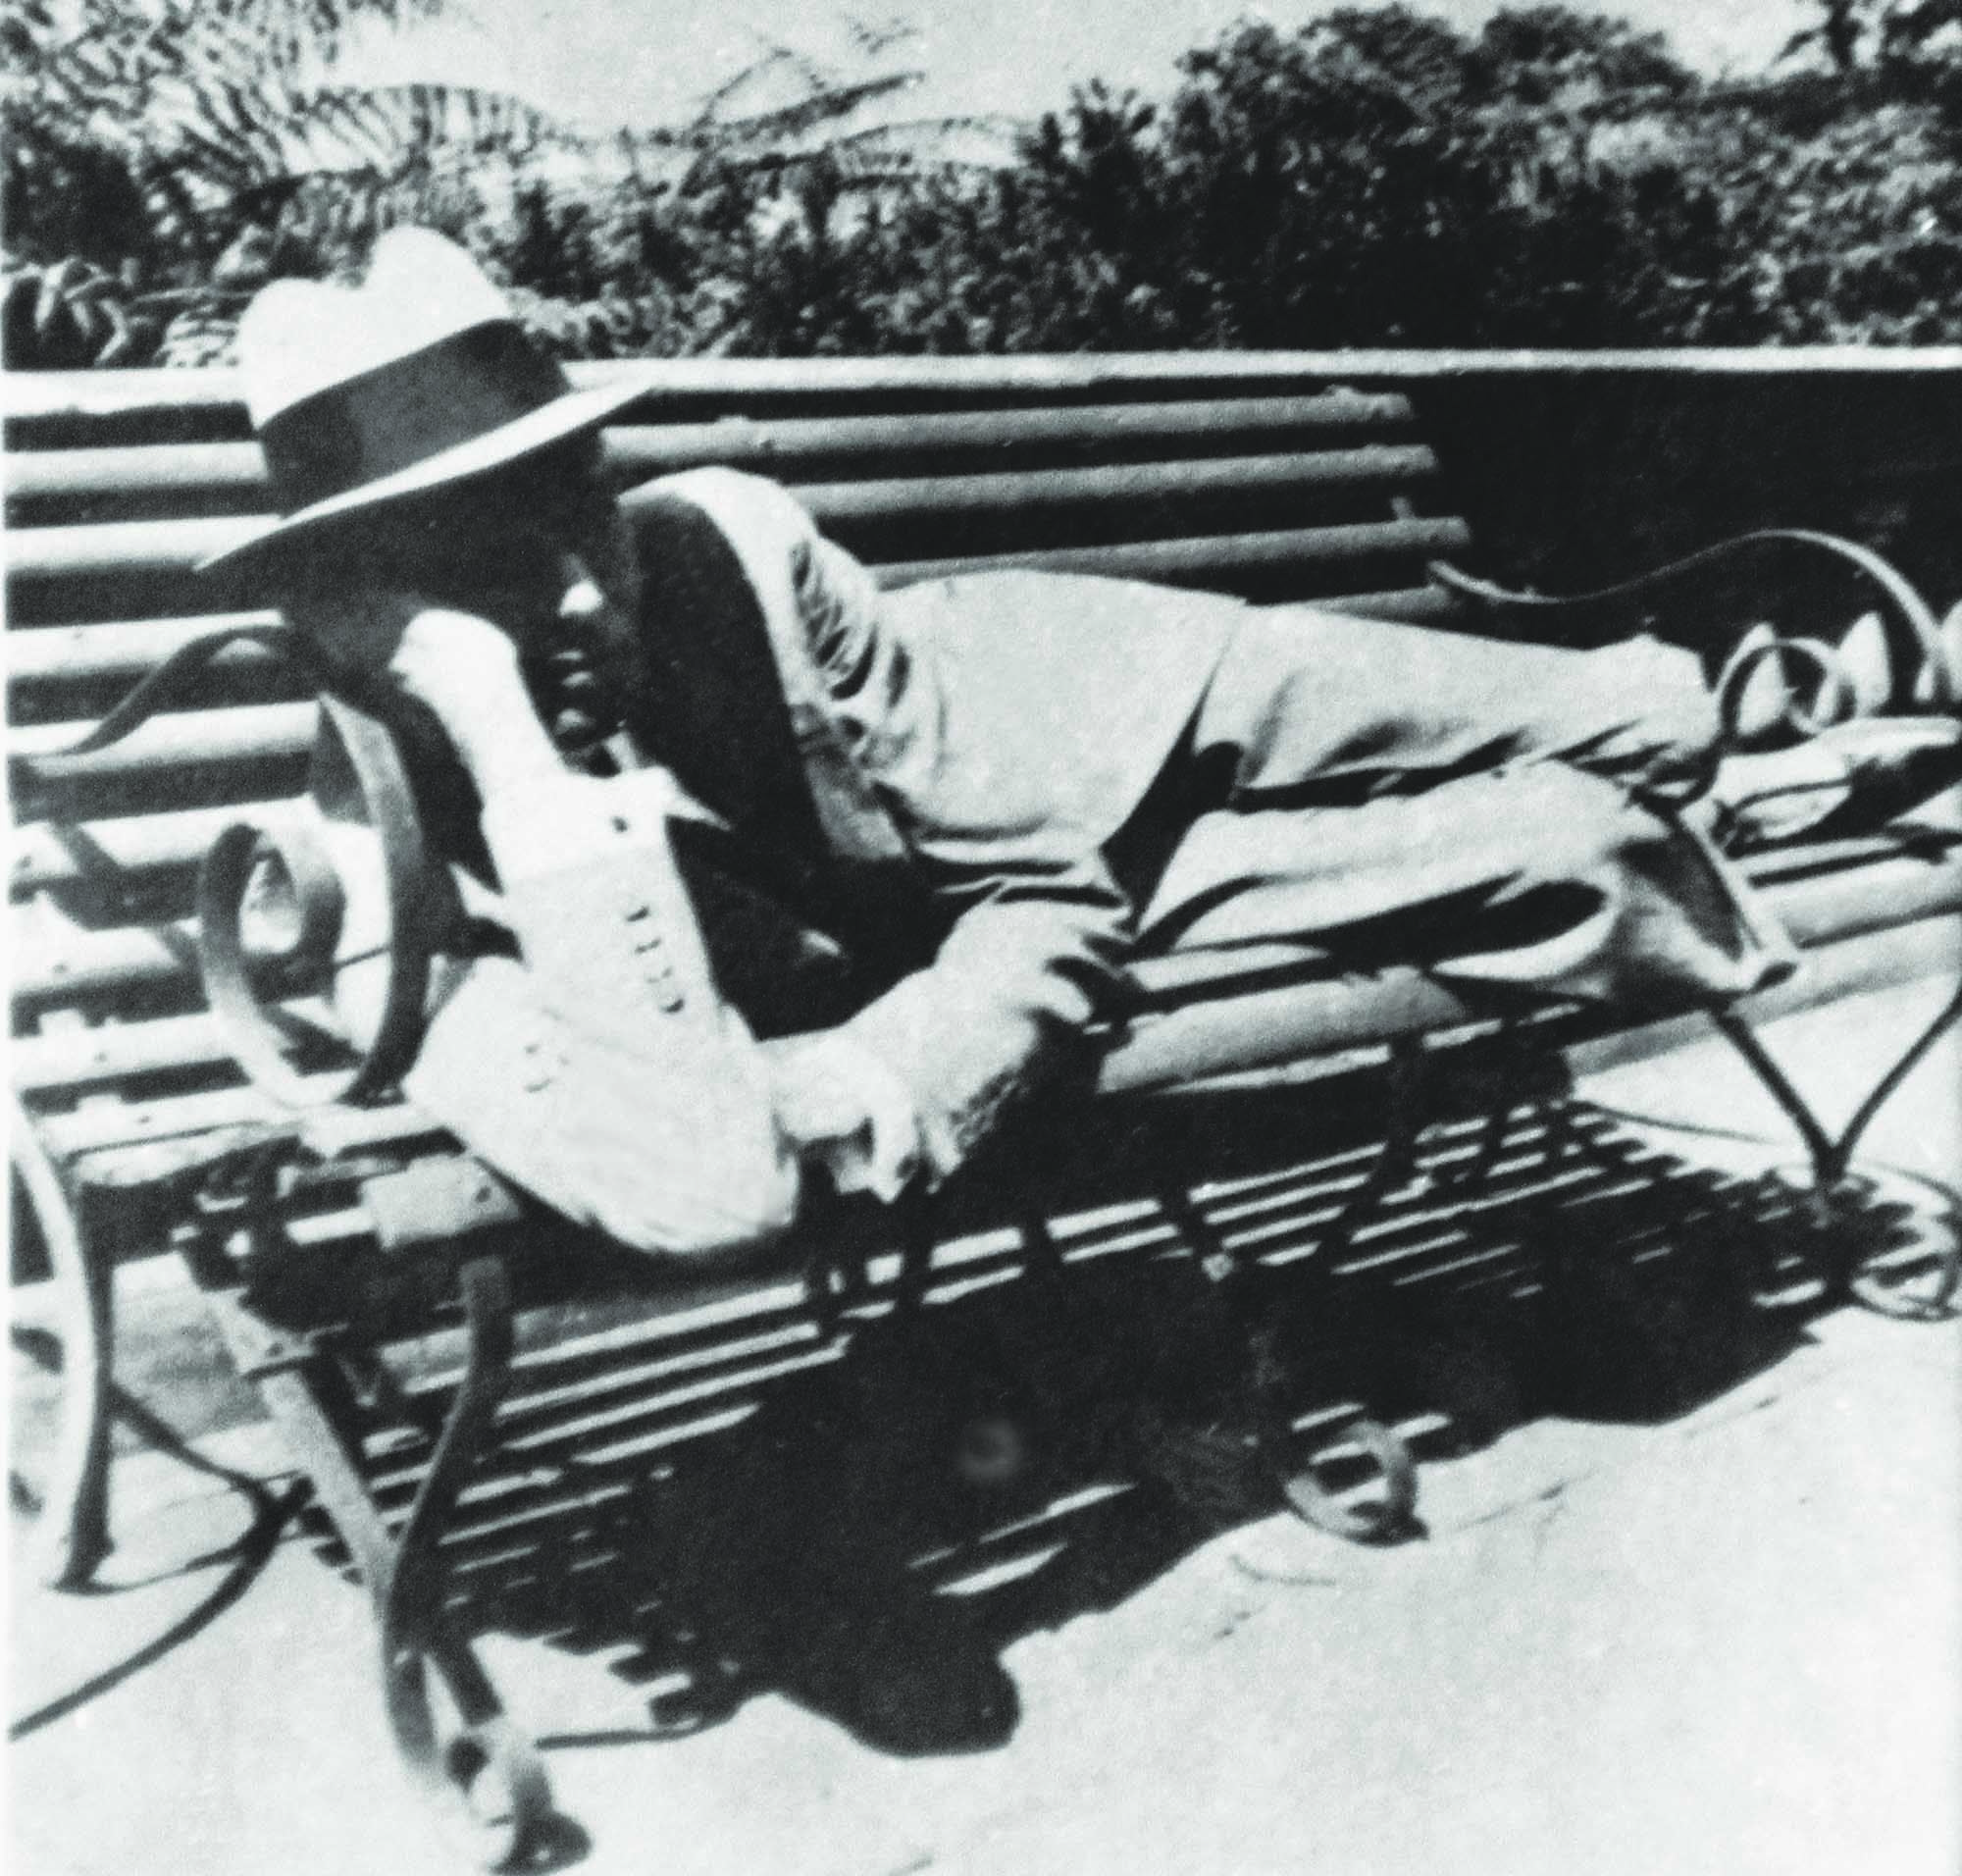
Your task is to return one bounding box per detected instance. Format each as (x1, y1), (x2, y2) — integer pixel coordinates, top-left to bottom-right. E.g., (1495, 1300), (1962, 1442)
(204, 228), (1962, 1262)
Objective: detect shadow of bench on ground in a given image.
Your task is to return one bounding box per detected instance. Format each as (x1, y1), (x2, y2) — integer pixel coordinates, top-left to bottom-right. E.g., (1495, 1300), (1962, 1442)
(239, 1057), (1946, 1767)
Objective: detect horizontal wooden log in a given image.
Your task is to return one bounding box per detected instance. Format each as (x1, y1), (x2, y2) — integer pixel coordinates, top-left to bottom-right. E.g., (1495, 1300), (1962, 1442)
(1311, 586), (1459, 623)
(7, 611), (287, 689)
(6, 441), (265, 507)
(1102, 839), (1962, 1094)
(11, 454), (1444, 594)
(12, 804), (288, 889)
(11, 703), (316, 782)
(13, 1001), (339, 1094)
(880, 516), (1474, 587)
(4, 395), (1422, 521)
(7, 373), (263, 428)
(1104, 964), (1480, 1097)
(0, 440), (1436, 534)
(60, 1103), (449, 1197)
(610, 393), (1419, 477)
(13, 350), (1962, 431)
(12, 918), (196, 1007)
(14, 764), (309, 832)
(5, 581), (1456, 707)
(795, 446), (1438, 529)
(33, 1075), (307, 1158)
(7, 515), (252, 584)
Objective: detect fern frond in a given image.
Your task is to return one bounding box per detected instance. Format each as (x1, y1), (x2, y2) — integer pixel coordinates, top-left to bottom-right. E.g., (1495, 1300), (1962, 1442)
(702, 69), (925, 148)
(843, 15), (920, 60)
(311, 79), (589, 162)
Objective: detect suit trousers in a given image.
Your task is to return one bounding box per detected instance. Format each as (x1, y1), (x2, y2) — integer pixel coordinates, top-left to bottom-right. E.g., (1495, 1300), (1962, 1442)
(1130, 609), (1799, 1011)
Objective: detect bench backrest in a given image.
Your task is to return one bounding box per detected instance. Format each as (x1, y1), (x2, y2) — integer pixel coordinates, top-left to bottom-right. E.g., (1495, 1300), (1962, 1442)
(8, 360), (1470, 1181)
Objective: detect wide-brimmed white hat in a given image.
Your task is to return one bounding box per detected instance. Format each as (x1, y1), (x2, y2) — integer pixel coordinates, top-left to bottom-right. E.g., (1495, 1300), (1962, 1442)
(201, 229), (655, 576)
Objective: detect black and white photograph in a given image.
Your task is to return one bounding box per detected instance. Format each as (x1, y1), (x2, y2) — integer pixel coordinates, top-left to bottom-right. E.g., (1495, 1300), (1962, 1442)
(6, 2), (1960, 1871)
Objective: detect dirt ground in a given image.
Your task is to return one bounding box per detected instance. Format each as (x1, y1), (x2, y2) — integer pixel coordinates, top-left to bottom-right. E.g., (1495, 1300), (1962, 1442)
(8, 963), (1960, 1876)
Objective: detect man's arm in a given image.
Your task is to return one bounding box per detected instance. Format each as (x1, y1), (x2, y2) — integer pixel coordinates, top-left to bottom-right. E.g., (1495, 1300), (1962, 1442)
(334, 608), (803, 1261)
(664, 470), (1138, 1189)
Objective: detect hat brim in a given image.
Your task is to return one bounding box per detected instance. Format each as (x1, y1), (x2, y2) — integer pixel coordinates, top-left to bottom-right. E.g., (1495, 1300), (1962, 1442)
(198, 373), (657, 578)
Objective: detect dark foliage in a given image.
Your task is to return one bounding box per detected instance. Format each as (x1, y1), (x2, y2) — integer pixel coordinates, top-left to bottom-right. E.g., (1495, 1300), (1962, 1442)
(9, 2), (1962, 366)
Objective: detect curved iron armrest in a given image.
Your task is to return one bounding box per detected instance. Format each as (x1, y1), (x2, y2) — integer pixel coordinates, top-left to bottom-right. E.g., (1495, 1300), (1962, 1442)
(1397, 500), (1956, 714)
(15, 623), (448, 1112)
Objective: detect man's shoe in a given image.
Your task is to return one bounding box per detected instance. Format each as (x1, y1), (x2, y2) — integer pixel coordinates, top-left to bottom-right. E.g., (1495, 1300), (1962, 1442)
(1838, 610), (1900, 717)
(1713, 714), (1962, 852)
(1717, 615), (1898, 748)
(1917, 600), (1962, 709)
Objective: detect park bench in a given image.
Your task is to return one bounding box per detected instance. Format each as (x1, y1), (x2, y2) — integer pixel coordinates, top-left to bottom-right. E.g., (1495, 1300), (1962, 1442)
(10, 354), (1962, 1864)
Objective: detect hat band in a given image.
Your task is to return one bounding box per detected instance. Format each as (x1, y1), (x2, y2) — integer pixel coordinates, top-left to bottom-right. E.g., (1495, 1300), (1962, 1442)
(257, 321), (575, 517)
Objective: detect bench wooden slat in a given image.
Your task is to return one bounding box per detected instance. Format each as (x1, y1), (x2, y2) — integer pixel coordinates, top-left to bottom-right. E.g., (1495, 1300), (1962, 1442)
(1299, 586), (1459, 623)
(8, 516), (247, 584)
(0, 352), (1468, 433)
(880, 516), (1473, 588)
(15, 1012), (234, 1093)
(13, 1002), (340, 1094)
(5, 583), (1458, 707)
(6, 612), (286, 686)
(1101, 840), (1962, 1095)
(5, 442), (267, 507)
(609, 393), (1420, 477)
(16, 349), (1955, 431)
(13, 805), (289, 890)
(793, 446), (1439, 529)
(12, 703), (316, 781)
(12, 468), (1454, 594)
(36, 1078), (323, 1157)
(4, 395), (1423, 521)
(14, 915), (198, 1006)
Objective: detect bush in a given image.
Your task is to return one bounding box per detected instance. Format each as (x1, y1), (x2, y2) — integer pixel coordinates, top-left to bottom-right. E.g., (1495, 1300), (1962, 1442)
(11, 2), (1962, 365)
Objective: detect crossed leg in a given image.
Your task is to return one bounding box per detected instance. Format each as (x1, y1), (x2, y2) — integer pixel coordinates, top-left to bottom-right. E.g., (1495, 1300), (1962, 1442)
(1135, 609), (1797, 1010)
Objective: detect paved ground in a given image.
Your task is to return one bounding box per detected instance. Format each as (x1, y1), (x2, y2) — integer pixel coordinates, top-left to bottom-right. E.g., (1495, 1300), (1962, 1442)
(9, 962), (1960, 1876)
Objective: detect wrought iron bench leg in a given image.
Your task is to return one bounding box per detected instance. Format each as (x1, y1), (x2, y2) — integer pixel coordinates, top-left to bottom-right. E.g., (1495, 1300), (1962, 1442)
(1708, 989), (1962, 1319)
(11, 1109), (116, 1589)
(199, 1244), (557, 1869)
(377, 1259), (554, 1865)
(1153, 1173), (1421, 1545)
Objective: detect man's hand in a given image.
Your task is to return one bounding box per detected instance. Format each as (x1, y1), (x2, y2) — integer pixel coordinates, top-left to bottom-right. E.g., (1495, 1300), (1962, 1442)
(387, 607), (566, 801)
(767, 1031), (925, 1203)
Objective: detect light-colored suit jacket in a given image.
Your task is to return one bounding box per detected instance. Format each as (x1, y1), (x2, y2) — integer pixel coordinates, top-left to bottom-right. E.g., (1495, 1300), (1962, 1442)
(617, 468), (1246, 1173)
(389, 468), (1245, 1252)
